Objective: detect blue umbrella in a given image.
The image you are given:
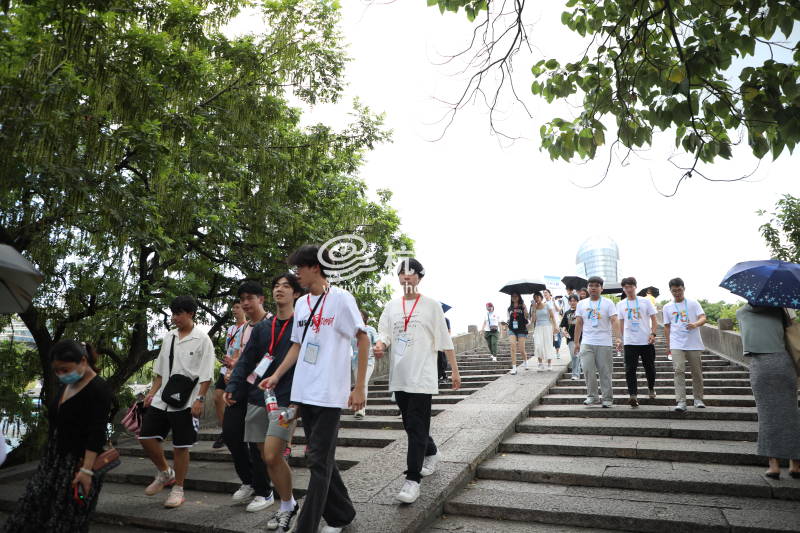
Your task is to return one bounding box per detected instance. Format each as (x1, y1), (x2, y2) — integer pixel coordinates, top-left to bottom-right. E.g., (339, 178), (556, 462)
(719, 259), (800, 308)
(440, 302), (452, 313)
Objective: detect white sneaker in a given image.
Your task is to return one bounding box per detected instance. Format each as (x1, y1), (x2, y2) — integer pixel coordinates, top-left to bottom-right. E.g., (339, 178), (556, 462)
(523, 360), (529, 369)
(232, 484), (255, 503)
(694, 399), (706, 408)
(420, 451), (442, 476)
(537, 362), (544, 371)
(490, 356), (497, 362)
(163, 485), (184, 508)
(601, 401), (613, 408)
(320, 526), (343, 533)
(667, 353), (673, 361)
(673, 402), (687, 412)
(354, 408), (366, 419)
(246, 494), (274, 512)
(583, 398), (598, 406)
(144, 467), (176, 496)
(509, 367), (517, 375)
(571, 375), (580, 380)
(396, 479), (420, 503)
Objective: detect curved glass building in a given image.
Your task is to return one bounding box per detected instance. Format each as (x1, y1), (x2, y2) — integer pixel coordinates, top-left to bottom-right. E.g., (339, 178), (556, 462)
(576, 236), (619, 283)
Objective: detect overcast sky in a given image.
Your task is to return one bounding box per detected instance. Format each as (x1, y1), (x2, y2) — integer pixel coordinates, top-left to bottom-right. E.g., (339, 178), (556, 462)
(233, 2), (798, 334)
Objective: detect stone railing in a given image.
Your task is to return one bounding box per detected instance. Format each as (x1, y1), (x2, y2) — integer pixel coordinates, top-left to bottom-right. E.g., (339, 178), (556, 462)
(699, 322), (748, 368)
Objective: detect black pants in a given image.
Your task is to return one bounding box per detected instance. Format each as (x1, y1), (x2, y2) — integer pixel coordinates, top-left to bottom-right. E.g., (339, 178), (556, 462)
(624, 344), (656, 396)
(222, 401), (271, 497)
(395, 391), (437, 483)
(437, 351), (448, 381)
(296, 404), (355, 533)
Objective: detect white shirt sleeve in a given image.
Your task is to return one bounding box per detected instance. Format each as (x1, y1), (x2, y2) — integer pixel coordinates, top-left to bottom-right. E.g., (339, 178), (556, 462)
(290, 300), (303, 344)
(334, 290), (366, 338)
(377, 306), (392, 347)
(606, 299), (618, 316)
(692, 300), (705, 317)
(644, 298), (657, 318)
(433, 303), (455, 351)
(198, 334), (216, 383)
(662, 305), (671, 325)
(155, 332), (172, 378)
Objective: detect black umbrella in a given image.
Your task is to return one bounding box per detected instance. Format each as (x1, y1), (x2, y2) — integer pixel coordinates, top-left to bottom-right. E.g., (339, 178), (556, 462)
(500, 279), (547, 295)
(637, 286), (660, 298)
(440, 302), (452, 313)
(0, 244), (44, 314)
(561, 276), (587, 291)
(601, 282), (623, 295)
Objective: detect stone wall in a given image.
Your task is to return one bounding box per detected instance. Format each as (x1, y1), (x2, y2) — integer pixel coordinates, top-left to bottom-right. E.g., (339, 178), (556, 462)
(699, 323), (748, 368)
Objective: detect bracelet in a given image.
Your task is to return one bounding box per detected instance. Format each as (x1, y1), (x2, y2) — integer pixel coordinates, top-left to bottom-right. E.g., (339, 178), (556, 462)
(79, 468), (94, 476)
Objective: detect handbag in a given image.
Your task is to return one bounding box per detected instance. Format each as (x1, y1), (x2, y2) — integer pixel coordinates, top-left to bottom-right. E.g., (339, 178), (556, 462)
(161, 335), (198, 409)
(784, 309), (800, 374)
(121, 401), (144, 436)
(92, 446), (121, 475)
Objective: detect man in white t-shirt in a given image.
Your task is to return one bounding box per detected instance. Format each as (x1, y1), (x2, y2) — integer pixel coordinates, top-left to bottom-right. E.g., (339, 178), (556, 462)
(663, 277), (707, 412)
(139, 295), (216, 509)
(617, 277), (659, 408)
(374, 258), (460, 505)
(262, 245), (369, 533)
(574, 276), (622, 408)
(480, 302), (500, 361)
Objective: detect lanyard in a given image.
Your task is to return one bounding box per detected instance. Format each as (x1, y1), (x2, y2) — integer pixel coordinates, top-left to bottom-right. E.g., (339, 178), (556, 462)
(307, 288), (329, 333)
(674, 300), (689, 322)
(402, 294), (421, 332)
(226, 323), (245, 348)
(591, 298), (602, 319)
(626, 297), (639, 320)
(269, 315), (292, 355)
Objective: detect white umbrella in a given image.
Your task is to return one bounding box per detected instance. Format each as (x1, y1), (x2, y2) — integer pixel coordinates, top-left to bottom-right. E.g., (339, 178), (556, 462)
(0, 245), (44, 314)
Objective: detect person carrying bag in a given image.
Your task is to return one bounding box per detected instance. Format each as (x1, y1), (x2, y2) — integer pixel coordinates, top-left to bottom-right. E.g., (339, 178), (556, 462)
(161, 336), (199, 408)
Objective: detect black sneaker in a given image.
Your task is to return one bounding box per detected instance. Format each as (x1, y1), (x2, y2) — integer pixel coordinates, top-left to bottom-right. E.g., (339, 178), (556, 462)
(266, 502), (299, 531)
(212, 433), (225, 449)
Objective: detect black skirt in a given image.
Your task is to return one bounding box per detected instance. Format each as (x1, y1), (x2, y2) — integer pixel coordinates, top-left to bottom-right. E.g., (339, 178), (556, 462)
(4, 436), (105, 533)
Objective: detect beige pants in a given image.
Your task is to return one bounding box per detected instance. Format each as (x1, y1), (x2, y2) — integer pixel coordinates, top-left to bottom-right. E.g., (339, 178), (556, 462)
(672, 349), (704, 402)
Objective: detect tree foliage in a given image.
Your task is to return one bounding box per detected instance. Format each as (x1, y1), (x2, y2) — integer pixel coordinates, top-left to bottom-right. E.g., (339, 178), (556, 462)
(759, 194), (800, 262)
(429, 0), (799, 180)
(0, 0), (409, 444)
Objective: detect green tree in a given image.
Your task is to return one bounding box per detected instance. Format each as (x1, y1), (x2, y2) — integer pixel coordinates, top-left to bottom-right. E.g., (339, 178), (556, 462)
(429, 1), (799, 177)
(0, 0), (409, 460)
(759, 194), (800, 262)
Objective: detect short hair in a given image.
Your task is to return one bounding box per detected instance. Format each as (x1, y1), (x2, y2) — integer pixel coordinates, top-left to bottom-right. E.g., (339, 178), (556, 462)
(568, 294), (579, 302)
(271, 273), (303, 296)
(668, 277), (685, 288)
(587, 276), (604, 287)
(397, 257), (425, 278)
(237, 280), (264, 297)
(170, 295), (198, 317)
(532, 291), (543, 300)
(543, 289), (551, 295)
(288, 245), (332, 278)
(620, 276), (637, 287)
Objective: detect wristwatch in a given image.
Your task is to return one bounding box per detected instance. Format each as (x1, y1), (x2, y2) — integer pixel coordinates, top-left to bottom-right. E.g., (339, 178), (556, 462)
(195, 396), (205, 403)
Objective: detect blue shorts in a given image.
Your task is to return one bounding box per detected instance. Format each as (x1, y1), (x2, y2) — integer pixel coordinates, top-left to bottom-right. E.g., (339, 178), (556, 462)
(508, 331), (527, 338)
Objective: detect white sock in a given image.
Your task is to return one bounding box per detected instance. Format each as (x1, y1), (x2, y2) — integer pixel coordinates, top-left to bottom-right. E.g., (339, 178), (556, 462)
(280, 497), (296, 512)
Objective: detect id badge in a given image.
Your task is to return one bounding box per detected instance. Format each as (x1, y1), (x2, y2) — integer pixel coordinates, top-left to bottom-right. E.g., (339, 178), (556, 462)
(304, 342), (320, 364)
(591, 316), (599, 328)
(512, 320), (519, 330)
(220, 366), (228, 376)
(395, 337), (409, 357)
(629, 321), (640, 332)
(247, 355), (272, 384)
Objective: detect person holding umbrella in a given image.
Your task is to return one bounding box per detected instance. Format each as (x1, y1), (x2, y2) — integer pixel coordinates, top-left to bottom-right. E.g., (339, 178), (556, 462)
(507, 292), (530, 374)
(663, 278), (707, 412)
(722, 260), (800, 479)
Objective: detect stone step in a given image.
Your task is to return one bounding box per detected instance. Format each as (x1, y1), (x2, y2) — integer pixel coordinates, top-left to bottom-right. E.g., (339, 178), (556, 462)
(549, 385), (753, 396)
(373, 374), (500, 385)
(499, 433), (765, 465)
(116, 439), (377, 470)
(477, 453), (800, 501)
(445, 479), (800, 532)
(367, 386), (480, 397)
(198, 426), (401, 448)
(365, 395), (464, 405)
(425, 515), (614, 533)
(516, 417), (758, 441)
(336, 414), (406, 429)
(603, 371), (750, 379)
(529, 404), (759, 421)
(539, 394), (756, 407)
(556, 378), (751, 387)
(341, 405), (448, 417)
(0, 478), (281, 532)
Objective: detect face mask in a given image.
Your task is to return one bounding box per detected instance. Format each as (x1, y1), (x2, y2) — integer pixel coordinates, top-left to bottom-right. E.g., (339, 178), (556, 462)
(58, 369), (84, 385)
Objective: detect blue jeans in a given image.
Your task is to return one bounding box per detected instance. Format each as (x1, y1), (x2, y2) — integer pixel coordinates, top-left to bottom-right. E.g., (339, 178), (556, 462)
(568, 341), (581, 378)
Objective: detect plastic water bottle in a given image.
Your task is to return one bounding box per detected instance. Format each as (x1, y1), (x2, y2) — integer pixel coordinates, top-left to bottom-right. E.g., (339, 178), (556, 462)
(264, 388), (280, 421)
(278, 406), (296, 424)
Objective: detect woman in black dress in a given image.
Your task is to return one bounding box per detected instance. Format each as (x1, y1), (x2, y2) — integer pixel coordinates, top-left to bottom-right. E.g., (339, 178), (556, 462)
(4, 340), (113, 533)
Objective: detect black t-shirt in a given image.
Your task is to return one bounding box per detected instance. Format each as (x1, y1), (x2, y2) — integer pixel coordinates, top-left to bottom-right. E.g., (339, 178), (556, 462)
(227, 316), (295, 406)
(49, 375), (113, 457)
(560, 309), (577, 339)
(507, 306), (528, 332)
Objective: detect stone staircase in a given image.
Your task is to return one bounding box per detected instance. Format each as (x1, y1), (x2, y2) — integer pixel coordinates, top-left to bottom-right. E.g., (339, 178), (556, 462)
(0, 340), (511, 532)
(432, 333), (800, 532)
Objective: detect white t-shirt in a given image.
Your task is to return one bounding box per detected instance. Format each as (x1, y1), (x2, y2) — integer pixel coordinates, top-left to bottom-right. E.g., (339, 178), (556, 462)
(616, 297), (657, 346)
(663, 298), (706, 351)
(152, 328), (216, 412)
(575, 297), (618, 346)
(484, 312), (500, 330)
(378, 295), (455, 395)
(289, 286), (366, 408)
